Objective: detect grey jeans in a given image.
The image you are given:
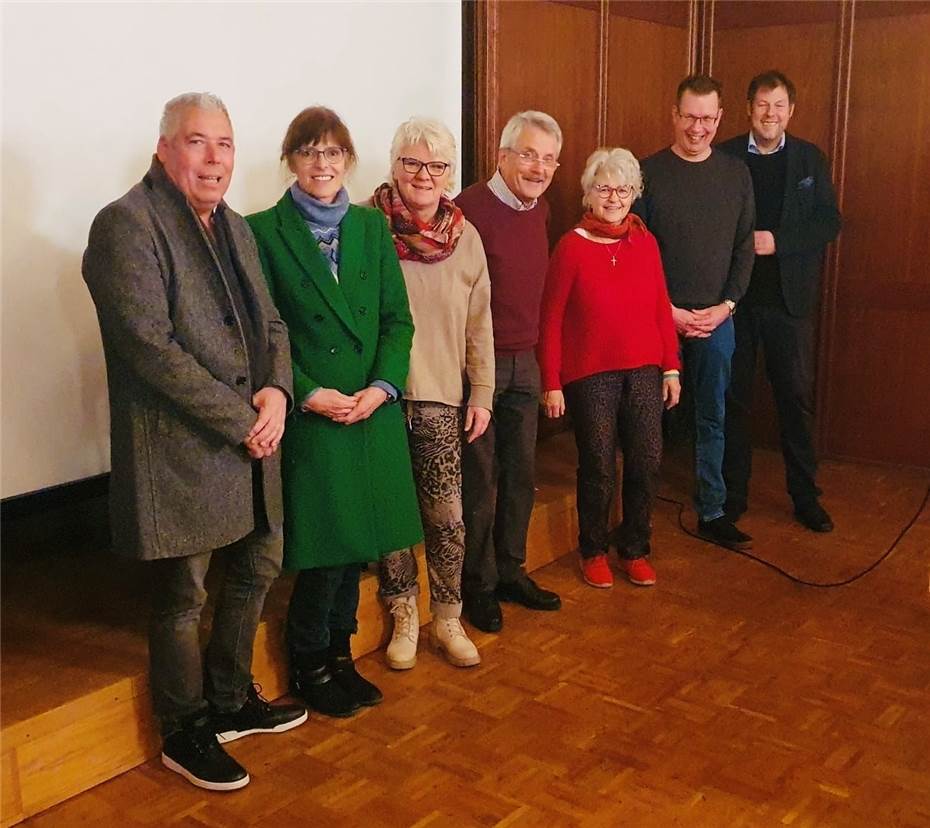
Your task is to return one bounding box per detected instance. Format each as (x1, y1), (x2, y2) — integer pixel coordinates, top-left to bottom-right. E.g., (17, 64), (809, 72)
(148, 527), (283, 735)
(462, 350), (540, 594)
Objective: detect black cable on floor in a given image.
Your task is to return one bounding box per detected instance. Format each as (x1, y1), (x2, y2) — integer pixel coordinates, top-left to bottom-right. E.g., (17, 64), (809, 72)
(655, 481), (930, 588)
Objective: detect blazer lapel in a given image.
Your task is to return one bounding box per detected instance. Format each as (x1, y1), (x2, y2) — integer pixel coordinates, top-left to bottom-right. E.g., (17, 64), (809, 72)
(274, 192), (359, 338)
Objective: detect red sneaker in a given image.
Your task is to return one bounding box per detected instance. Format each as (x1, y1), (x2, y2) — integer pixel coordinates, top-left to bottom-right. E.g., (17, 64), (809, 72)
(621, 557), (656, 586)
(581, 554), (613, 588)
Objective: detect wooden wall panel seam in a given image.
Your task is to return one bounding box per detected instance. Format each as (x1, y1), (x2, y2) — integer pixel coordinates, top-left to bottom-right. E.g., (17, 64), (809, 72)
(597, 0), (609, 148)
(817, 0), (855, 453)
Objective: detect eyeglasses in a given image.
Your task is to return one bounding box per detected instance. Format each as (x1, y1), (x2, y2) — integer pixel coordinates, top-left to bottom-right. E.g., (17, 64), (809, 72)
(507, 149), (560, 170)
(675, 112), (719, 128)
(593, 184), (634, 200)
(294, 146), (347, 164)
(398, 157), (451, 177)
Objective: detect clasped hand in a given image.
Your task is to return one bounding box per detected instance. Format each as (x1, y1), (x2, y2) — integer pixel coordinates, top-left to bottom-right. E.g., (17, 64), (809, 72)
(672, 303), (730, 339)
(244, 386), (287, 459)
(302, 386), (389, 425)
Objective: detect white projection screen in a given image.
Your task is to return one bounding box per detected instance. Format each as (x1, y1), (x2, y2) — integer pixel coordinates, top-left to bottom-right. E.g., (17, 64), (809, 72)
(1, 1), (463, 498)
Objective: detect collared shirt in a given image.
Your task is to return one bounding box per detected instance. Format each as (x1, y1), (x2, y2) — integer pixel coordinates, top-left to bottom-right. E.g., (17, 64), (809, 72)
(487, 170), (536, 211)
(748, 131), (786, 155)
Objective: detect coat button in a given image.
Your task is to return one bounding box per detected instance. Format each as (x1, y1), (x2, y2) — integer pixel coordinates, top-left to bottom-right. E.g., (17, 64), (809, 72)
(314, 314), (325, 322)
(224, 314), (235, 327)
(236, 376), (247, 386)
(301, 278), (312, 288)
(360, 271), (368, 280)
(354, 344), (363, 353)
(358, 306), (367, 315)
(329, 347), (338, 355)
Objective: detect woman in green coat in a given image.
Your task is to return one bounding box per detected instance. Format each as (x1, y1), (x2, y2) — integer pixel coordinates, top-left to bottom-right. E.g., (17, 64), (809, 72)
(248, 106), (422, 718)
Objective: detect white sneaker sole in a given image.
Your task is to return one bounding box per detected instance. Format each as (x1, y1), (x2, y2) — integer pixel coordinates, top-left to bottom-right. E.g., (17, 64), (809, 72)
(429, 631), (481, 668)
(215, 709), (309, 744)
(161, 753), (250, 791)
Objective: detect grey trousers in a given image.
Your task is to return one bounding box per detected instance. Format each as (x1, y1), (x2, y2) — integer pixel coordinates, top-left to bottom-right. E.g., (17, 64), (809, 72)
(462, 350), (540, 594)
(148, 527), (282, 735)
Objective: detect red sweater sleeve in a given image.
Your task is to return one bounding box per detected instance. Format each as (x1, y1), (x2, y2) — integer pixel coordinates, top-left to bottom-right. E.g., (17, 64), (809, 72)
(537, 233), (577, 391)
(648, 233), (681, 372)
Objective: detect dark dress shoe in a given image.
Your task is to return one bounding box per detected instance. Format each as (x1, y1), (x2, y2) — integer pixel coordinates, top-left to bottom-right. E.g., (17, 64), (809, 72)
(697, 516), (752, 550)
(496, 574), (561, 611)
(463, 591), (503, 633)
(328, 655), (383, 707)
(291, 664), (360, 718)
(794, 501), (834, 532)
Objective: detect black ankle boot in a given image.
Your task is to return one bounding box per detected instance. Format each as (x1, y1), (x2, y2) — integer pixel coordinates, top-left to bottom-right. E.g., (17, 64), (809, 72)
(328, 630), (383, 707)
(291, 649), (360, 718)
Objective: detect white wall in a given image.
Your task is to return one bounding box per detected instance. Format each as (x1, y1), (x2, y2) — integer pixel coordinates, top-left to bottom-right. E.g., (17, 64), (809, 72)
(0, 1), (462, 498)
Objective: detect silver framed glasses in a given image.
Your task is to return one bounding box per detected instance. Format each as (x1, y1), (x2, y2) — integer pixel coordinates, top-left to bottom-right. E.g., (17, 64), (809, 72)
(294, 146), (347, 164)
(507, 149), (560, 170)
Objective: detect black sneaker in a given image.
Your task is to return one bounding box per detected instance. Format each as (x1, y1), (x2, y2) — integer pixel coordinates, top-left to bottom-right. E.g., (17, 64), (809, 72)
(496, 574), (561, 611)
(463, 590), (503, 633)
(161, 721), (250, 791)
(292, 663), (360, 718)
(329, 655), (383, 707)
(213, 684), (308, 744)
(794, 500), (834, 533)
(697, 516), (753, 550)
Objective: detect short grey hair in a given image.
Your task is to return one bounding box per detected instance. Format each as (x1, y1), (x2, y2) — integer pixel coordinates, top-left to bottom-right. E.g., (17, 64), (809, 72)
(159, 92), (229, 139)
(580, 147), (643, 206)
(389, 117), (458, 191)
(498, 110), (562, 154)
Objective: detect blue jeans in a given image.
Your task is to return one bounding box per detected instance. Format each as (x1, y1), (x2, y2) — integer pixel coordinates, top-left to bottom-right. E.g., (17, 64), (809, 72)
(148, 527), (283, 735)
(286, 564), (361, 658)
(682, 317), (735, 521)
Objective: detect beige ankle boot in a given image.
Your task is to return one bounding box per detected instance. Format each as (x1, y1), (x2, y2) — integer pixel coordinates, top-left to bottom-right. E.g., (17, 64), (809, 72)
(386, 595), (419, 670)
(430, 616), (480, 667)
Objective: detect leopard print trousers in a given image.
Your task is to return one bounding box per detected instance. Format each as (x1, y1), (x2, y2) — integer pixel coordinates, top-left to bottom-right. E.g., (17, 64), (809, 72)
(379, 402), (465, 615)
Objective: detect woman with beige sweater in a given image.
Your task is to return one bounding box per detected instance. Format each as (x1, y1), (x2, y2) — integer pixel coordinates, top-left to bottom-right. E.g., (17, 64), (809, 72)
(371, 117), (494, 670)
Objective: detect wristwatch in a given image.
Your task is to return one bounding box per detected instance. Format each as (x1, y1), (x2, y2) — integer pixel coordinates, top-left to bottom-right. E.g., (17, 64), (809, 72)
(724, 299), (736, 315)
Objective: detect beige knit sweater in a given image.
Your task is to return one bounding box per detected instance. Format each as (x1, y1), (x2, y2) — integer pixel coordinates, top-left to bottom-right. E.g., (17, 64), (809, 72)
(401, 220), (495, 410)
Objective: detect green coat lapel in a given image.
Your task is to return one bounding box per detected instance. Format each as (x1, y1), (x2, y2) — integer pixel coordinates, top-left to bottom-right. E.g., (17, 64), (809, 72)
(273, 192), (359, 338)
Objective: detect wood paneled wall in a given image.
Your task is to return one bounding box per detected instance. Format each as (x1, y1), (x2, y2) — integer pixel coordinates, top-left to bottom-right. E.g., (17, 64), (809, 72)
(466, 0), (930, 468)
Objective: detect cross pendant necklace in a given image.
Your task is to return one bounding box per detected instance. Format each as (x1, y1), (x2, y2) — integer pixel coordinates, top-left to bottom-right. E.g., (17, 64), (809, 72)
(606, 239), (623, 266)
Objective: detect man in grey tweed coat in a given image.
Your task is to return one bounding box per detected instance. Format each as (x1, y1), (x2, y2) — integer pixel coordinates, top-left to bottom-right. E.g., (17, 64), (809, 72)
(82, 93), (306, 791)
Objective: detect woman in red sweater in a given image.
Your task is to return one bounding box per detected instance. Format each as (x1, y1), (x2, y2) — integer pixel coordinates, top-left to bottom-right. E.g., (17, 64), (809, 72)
(538, 147), (681, 589)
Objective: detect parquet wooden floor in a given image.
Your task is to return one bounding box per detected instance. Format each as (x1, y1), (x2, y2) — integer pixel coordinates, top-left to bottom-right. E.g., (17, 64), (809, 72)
(16, 448), (930, 828)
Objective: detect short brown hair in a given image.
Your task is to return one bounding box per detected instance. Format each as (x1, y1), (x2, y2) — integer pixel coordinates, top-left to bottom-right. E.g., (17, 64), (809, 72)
(676, 74), (723, 105)
(281, 106), (357, 165)
(747, 70), (796, 104)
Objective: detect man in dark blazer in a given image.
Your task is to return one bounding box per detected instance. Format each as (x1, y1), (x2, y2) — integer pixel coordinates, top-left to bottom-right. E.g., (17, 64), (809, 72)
(82, 93), (306, 792)
(718, 71), (842, 532)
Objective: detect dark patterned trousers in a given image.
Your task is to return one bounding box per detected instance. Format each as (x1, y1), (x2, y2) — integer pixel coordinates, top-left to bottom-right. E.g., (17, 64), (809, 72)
(379, 402), (465, 618)
(563, 367), (664, 560)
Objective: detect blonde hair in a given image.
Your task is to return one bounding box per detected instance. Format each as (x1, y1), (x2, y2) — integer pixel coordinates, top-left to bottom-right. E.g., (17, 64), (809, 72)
(388, 117), (457, 192)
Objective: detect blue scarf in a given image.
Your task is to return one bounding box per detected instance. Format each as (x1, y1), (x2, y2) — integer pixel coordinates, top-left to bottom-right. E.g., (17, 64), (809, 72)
(290, 182), (350, 280)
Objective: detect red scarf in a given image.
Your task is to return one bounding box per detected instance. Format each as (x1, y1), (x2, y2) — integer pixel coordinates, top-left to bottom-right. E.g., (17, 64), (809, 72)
(576, 210), (647, 240)
(372, 182), (466, 263)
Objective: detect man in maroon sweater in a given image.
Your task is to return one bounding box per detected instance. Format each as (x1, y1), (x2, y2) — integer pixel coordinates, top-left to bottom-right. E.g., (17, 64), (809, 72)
(455, 111), (563, 632)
